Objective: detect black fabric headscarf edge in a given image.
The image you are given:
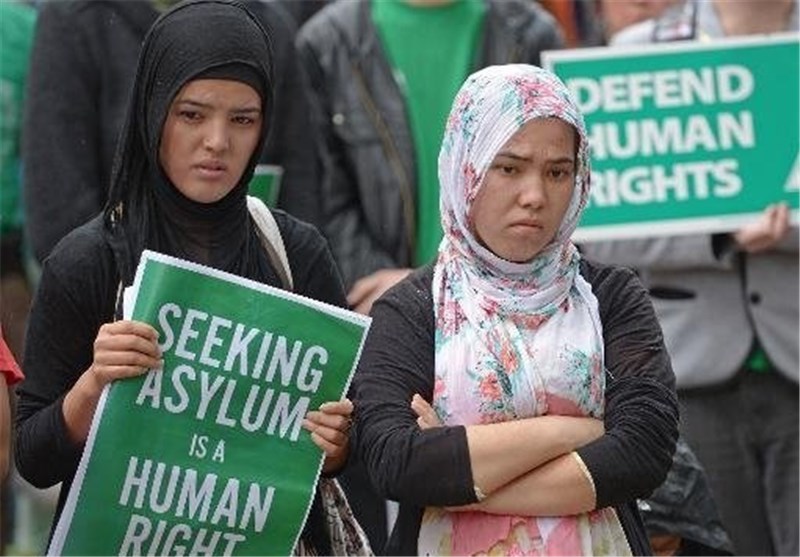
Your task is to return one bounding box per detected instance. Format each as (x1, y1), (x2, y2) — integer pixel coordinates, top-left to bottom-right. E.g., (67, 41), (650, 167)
(103, 0), (275, 286)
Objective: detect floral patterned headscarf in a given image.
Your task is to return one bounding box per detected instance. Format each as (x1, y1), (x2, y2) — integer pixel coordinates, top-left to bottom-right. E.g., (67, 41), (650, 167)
(424, 65), (623, 556)
(437, 66), (591, 271)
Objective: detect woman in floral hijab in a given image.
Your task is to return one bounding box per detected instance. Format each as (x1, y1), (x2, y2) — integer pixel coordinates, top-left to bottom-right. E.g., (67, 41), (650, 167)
(353, 64), (678, 556)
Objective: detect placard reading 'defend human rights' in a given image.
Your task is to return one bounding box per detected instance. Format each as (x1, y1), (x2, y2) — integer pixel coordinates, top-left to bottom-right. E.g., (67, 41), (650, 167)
(48, 251), (371, 556)
(542, 33), (799, 242)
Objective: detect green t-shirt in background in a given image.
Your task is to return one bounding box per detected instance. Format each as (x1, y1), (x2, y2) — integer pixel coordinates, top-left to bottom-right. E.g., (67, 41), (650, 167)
(745, 342), (772, 373)
(372, 0), (484, 266)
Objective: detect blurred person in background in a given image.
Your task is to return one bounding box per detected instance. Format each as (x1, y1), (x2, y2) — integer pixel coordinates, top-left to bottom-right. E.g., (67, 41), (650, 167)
(583, 1), (799, 554)
(536, 0), (679, 48)
(0, 1), (36, 553)
(579, 0), (679, 46)
(296, 0), (565, 317)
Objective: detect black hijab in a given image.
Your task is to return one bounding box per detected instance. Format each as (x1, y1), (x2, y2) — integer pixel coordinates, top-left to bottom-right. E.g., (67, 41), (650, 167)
(103, 0), (275, 286)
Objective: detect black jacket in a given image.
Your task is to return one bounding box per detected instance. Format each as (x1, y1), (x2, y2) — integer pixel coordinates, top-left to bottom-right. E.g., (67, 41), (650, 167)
(23, 0), (320, 263)
(296, 0), (564, 287)
(353, 261), (679, 555)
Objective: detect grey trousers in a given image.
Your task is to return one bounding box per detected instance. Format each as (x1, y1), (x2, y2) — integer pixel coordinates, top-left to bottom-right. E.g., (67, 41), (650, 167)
(679, 371), (799, 556)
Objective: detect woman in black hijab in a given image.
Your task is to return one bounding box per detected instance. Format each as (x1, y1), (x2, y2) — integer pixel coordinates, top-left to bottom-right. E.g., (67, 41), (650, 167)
(106, 0), (276, 285)
(15, 1), (367, 554)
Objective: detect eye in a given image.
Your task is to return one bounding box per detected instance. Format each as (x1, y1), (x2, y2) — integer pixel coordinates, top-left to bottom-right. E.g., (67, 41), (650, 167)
(491, 163), (518, 176)
(548, 167), (574, 181)
(178, 109), (202, 122)
(232, 114), (257, 126)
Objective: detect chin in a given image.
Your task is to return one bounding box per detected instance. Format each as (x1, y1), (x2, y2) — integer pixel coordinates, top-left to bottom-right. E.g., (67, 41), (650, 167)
(188, 186), (235, 204)
(510, 254), (539, 264)
(497, 249), (540, 264)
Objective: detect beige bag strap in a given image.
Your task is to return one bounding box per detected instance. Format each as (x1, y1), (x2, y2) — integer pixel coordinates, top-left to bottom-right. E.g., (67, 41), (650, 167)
(247, 195), (294, 291)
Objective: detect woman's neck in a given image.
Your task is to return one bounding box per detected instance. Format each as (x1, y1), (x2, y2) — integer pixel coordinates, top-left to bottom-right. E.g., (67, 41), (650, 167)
(712, 0), (795, 36)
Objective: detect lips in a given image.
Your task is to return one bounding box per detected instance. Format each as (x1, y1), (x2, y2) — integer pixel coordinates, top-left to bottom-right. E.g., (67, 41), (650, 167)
(196, 160), (227, 172)
(510, 219), (543, 229)
(194, 160), (228, 179)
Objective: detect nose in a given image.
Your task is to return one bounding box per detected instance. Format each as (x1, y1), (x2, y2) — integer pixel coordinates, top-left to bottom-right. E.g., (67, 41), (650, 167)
(202, 119), (230, 153)
(517, 174), (546, 209)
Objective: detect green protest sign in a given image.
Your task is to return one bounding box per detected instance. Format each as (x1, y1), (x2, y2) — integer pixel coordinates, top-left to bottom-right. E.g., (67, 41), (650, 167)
(543, 33), (799, 241)
(49, 251), (370, 556)
(248, 164), (283, 208)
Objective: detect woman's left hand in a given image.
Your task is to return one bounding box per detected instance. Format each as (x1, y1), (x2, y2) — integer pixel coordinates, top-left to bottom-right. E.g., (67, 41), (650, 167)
(411, 394), (442, 429)
(412, 394), (482, 511)
(304, 398), (354, 474)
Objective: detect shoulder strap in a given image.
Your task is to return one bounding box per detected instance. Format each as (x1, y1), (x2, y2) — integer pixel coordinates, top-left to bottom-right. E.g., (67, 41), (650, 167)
(247, 195), (294, 292)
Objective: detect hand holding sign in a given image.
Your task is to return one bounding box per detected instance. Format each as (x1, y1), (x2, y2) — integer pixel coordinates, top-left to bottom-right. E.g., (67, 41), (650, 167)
(734, 203), (791, 253)
(63, 320), (163, 444)
(542, 34), (799, 241)
(304, 398), (354, 474)
(90, 321), (162, 387)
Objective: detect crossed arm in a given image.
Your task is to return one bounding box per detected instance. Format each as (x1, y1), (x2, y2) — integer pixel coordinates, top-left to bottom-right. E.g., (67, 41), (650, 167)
(411, 394), (601, 516)
(355, 284), (604, 516)
(354, 266), (677, 517)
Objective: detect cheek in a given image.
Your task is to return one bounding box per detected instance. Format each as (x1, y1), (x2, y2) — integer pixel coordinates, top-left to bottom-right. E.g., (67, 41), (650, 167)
(158, 120), (185, 174)
(237, 129), (261, 165)
(470, 199), (502, 250)
(468, 194), (487, 237)
(246, 133), (261, 160)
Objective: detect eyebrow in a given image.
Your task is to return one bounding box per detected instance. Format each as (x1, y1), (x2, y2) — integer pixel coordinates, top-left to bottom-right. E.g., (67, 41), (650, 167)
(495, 151), (574, 165)
(174, 99), (261, 114)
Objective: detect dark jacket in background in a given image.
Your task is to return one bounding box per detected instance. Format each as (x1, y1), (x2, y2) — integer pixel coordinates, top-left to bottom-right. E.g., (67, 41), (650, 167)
(296, 0), (564, 288)
(272, 0), (328, 28)
(23, 0), (320, 264)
